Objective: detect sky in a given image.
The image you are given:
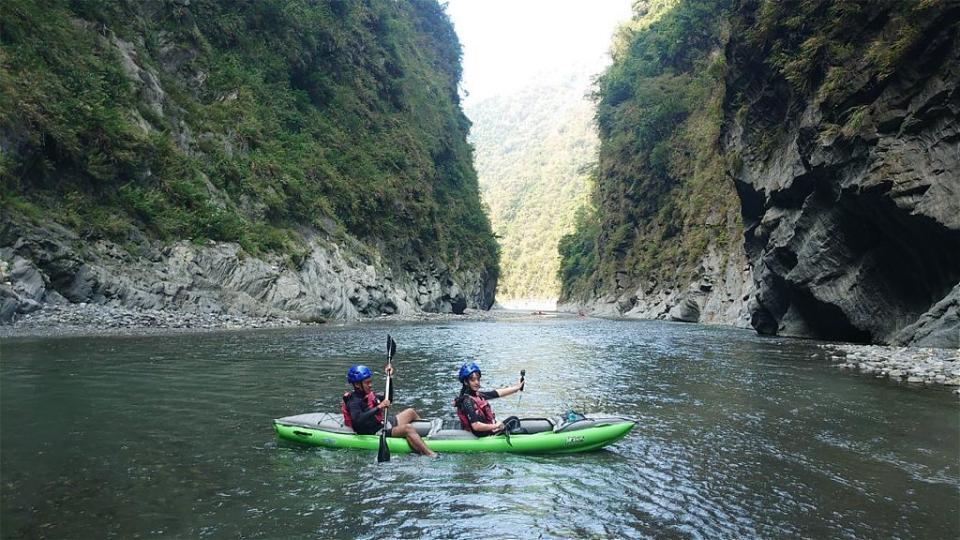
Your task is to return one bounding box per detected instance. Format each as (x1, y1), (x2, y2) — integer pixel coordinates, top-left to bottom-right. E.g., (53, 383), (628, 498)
(444, 0), (634, 105)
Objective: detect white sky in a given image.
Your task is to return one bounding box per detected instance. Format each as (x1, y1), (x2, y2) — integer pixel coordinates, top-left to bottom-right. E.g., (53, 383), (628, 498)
(444, 0), (634, 104)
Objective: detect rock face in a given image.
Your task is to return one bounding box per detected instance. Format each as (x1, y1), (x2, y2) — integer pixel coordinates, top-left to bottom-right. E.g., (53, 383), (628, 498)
(1, 2), (500, 326)
(0, 215), (496, 325)
(558, 243), (754, 328)
(724, 9), (960, 347)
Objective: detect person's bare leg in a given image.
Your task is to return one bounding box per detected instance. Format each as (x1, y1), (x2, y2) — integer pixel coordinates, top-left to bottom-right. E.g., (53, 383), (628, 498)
(394, 408), (420, 425)
(391, 424), (436, 457)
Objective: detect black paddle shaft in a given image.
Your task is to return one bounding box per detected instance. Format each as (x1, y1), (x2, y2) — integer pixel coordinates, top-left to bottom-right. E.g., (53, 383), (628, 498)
(377, 334), (397, 463)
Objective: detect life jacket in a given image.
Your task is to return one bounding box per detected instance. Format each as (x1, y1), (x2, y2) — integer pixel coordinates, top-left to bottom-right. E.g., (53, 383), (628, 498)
(454, 392), (495, 432)
(341, 390), (382, 428)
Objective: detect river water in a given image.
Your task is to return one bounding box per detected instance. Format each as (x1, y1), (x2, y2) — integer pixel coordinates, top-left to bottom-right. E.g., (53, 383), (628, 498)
(1, 316), (957, 538)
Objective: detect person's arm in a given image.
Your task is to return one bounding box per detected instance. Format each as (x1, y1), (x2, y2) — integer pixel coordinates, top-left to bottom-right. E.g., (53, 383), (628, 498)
(471, 420), (503, 433)
(494, 376), (525, 398)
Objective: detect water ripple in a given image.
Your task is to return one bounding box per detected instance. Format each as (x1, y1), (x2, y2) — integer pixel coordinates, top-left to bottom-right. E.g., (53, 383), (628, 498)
(2, 319), (957, 538)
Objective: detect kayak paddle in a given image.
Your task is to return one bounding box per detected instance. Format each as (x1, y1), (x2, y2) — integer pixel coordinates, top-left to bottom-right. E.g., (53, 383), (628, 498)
(377, 334), (397, 463)
(518, 369), (525, 403)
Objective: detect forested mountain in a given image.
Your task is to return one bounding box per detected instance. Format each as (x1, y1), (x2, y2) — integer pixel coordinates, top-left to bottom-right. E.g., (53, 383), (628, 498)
(559, 0), (748, 324)
(467, 69), (598, 302)
(0, 0), (498, 322)
(559, 0), (959, 347)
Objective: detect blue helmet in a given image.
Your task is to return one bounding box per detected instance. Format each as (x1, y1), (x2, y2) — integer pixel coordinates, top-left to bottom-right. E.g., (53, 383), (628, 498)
(458, 362), (481, 383)
(347, 365), (372, 384)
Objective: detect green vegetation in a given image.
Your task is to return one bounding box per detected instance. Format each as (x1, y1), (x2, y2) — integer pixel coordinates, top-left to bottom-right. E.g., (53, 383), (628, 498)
(558, 0), (741, 301)
(725, 0), (952, 164)
(557, 204), (600, 296)
(0, 0), (497, 274)
(740, 0), (947, 130)
(467, 71), (598, 300)
(558, 0), (947, 304)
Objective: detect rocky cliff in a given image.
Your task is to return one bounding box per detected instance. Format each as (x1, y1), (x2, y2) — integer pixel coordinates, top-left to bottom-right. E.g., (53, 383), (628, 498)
(0, 0), (498, 324)
(724, 0), (960, 347)
(0, 214), (493, 323)
(558, 0), (958, 348)
(558, 0), (753, 329)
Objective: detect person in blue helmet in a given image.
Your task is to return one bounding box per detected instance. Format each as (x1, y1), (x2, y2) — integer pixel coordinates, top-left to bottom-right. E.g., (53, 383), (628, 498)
(341, 364), (435, 456)
(454, 362), (525, 436)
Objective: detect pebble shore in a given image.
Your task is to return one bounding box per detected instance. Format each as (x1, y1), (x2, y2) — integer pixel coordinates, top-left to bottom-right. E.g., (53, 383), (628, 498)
(0, 302), (305, 338)
(0, 303), (556, 339)
(824, 343), (960, 394)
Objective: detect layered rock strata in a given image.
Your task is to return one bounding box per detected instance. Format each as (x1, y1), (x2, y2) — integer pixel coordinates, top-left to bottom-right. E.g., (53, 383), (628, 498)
(558, 244), (754, 328)
(724, 11), (960, 347)
(0, 216), (495, 325)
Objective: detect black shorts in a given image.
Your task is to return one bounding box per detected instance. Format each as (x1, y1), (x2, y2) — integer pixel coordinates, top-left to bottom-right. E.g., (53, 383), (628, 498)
(356, 416), (399, 436)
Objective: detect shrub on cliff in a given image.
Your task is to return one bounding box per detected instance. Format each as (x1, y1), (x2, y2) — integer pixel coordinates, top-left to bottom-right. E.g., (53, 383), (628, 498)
(0, 0), (497, 276)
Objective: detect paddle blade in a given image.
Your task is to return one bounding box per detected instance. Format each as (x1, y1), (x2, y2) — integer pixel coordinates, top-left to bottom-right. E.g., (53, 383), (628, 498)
(377, 431), (391, 463)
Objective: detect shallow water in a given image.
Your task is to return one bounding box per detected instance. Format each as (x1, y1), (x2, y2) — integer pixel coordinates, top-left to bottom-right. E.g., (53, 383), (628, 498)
(1, 317), (957, 538)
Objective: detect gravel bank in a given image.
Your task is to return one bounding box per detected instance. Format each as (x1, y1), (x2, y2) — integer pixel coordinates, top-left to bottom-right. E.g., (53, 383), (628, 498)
(824, 343), (960, 394)
(0, 304), (562, 339)
(0, 303), (304, 339)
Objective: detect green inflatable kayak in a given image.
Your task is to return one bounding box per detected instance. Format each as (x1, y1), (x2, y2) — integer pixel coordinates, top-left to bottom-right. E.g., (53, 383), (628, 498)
(273, 412), (635, 454)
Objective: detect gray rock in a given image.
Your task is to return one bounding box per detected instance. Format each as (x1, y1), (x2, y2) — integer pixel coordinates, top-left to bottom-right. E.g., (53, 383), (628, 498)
(0, 212), (497, 326)
(10, 256), (46, 300)
(891, 284), (959, 348)
(560, 243), (753, 328)
(669, 296), (701, 323)
(0, 285), (18, 323)
(16, 298), (41, 314)
(725, 14), (960, 347)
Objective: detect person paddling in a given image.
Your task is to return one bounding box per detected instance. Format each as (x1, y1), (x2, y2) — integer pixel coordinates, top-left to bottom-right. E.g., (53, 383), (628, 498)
(454, 362), (524, 436)
(342, 365), (436, 457)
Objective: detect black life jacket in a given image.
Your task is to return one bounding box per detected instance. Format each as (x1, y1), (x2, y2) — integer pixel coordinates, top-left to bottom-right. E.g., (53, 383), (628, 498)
(341, 390), (382, 428)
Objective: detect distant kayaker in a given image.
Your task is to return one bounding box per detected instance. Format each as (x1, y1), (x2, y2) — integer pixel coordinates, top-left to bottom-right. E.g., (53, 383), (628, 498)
(454, 362), (524, 436)
(342, 365), (436, 457)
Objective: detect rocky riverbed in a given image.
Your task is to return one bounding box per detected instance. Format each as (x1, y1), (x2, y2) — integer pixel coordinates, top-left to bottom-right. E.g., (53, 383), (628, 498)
(0, 302), (304, 338)
(825, 343), (960, 394)
(0, 303), (555, 339)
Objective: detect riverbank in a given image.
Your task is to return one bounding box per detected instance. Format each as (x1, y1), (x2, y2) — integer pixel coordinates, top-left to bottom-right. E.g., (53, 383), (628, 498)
(0, 303), (563, 339)
(825, 343), (960, 393)
(0, 302), (304, 339)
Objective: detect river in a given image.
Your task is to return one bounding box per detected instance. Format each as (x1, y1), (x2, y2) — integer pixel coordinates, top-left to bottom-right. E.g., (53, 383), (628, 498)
(1, 316), (957, 538)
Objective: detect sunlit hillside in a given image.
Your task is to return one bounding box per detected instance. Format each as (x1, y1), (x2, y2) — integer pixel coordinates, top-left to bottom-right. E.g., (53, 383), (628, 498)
(466, 68), (600, 304)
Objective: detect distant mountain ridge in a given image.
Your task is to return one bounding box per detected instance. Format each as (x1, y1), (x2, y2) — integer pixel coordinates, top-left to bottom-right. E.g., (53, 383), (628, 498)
(467, 65), (602, 301)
